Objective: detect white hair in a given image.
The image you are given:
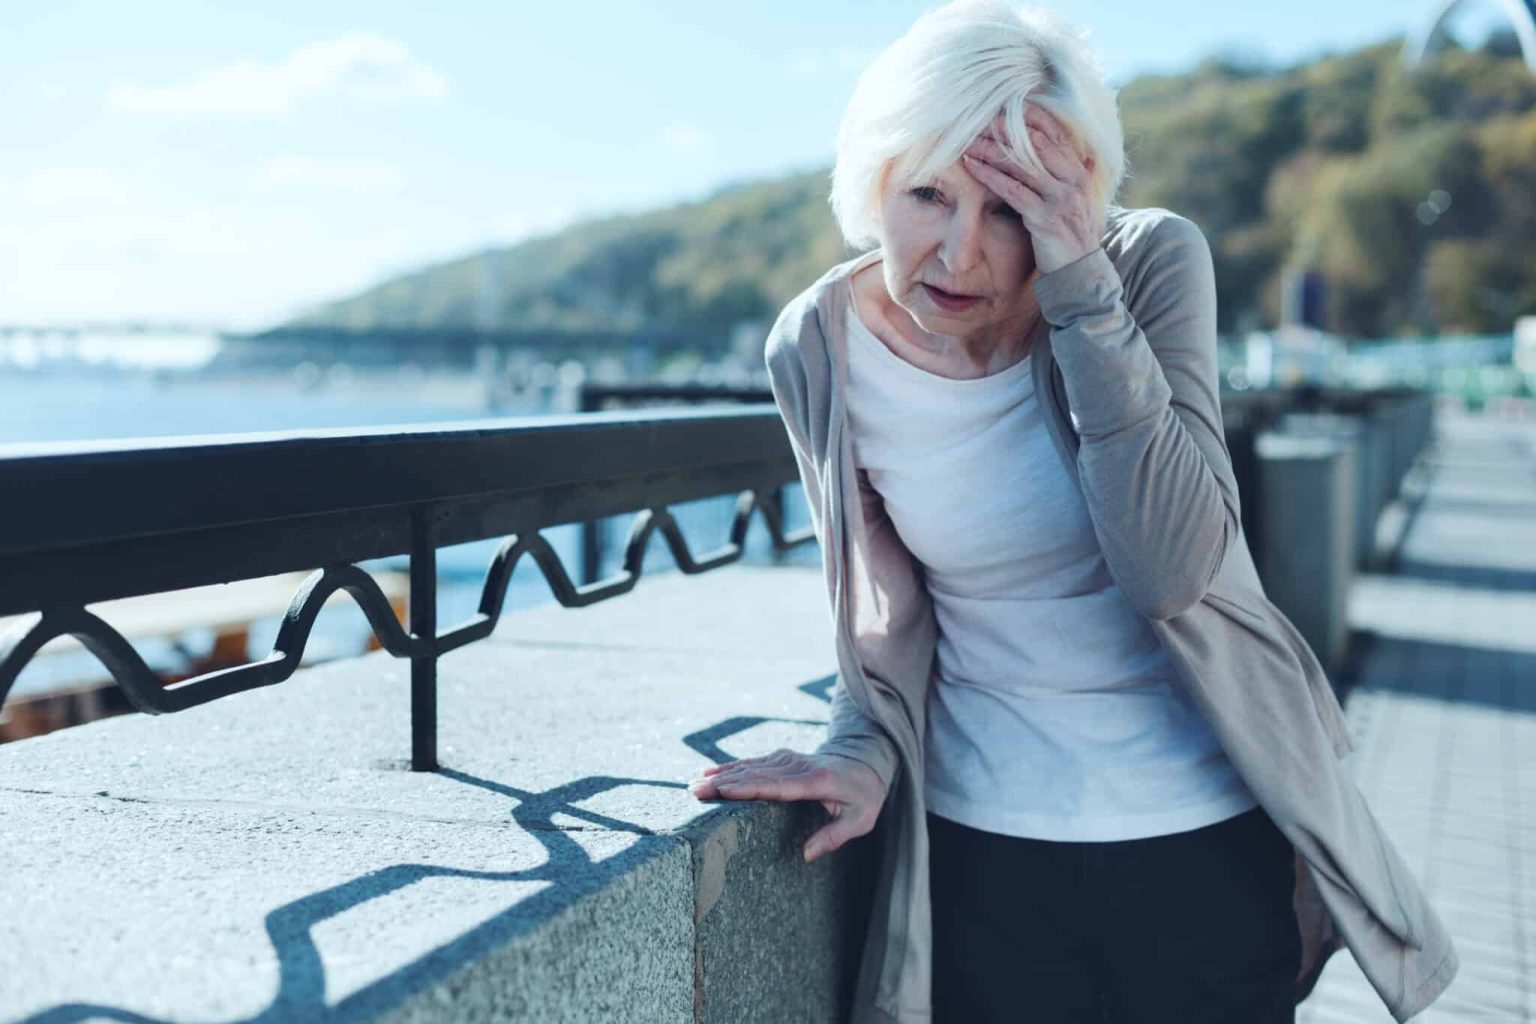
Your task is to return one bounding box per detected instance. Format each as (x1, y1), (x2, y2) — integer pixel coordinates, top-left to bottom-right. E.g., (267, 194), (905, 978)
(830, 0), (1129, 251)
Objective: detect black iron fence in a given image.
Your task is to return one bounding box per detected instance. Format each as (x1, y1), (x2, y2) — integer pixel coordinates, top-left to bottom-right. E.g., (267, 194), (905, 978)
(0, 408), (816, 770)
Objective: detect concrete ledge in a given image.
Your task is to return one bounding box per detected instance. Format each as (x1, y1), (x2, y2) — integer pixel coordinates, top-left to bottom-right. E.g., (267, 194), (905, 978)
(0, 564), (871, 1023)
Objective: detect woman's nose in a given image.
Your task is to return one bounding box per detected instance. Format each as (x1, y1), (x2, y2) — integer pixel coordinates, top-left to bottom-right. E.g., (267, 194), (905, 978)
(939, 211), (983, 275)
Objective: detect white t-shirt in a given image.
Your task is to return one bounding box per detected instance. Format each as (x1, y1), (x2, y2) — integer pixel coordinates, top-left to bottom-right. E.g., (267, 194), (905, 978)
(844, 299), (1257, 841)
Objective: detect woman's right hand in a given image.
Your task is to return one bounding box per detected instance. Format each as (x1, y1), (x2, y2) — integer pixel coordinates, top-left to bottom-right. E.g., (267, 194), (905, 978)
(687, 748), (887, 863)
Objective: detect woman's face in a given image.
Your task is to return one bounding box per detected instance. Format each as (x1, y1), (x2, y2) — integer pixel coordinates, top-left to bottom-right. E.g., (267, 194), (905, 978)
(874, 156), (1038, 342)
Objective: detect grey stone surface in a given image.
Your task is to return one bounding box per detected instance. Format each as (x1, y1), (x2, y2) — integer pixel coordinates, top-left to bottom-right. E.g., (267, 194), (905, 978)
(687, 798), (877, 1024)
(1, 790), (692, 1023)
(0, 564), (859, 1023)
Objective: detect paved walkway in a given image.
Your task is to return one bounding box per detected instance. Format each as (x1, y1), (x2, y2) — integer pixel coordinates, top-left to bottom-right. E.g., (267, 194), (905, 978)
(1300, 407), (1536, 1023)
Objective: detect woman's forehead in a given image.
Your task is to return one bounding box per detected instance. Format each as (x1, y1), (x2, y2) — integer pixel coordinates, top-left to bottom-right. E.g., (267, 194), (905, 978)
(888, 124), (1020, 181)
(890, 154), (999, 196)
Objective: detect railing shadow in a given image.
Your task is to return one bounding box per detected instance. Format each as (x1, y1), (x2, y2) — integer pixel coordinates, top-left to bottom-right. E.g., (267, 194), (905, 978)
(1347, 631), (1536, 716)
(12, 687), (836, 1024)
(1395, 559), (1536, 592)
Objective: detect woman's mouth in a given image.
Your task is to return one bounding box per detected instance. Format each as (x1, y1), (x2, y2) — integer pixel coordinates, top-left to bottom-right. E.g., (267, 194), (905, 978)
(922, 283), (982, 312)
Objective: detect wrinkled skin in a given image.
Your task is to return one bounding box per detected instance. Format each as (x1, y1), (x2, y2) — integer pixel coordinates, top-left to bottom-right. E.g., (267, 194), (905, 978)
(688, 749), (885, 862)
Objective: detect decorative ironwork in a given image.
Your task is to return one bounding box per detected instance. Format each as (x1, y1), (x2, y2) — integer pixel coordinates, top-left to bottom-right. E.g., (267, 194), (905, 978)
(0, 563), (422, 716)
(574, 381), (779, 584)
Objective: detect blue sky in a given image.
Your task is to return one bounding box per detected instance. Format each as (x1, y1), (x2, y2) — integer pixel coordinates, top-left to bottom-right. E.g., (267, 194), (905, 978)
(0, 0), (1510, 329)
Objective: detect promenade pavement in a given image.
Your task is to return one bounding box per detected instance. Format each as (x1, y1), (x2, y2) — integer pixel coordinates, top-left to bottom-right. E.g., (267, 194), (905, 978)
(1300, 408), (1536, 1023)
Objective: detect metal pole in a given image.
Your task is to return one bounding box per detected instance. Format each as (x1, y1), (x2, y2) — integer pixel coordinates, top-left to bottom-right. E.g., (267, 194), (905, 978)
(577, 385), (603, 584)
(581, 519), (604, 584)
(769, 485), (787, 563)
(409, 507), (438, 771)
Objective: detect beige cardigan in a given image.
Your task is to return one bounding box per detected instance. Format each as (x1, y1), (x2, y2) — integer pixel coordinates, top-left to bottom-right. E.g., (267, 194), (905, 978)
(763, 205), (1459, 1023)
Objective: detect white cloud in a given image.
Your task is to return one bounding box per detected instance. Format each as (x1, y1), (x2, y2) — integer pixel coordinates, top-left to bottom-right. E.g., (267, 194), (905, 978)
(659, 122), (710, 152)
(0, 208), (254, 324)
(253, 155), (407, 192)
(0, 208), (408, 327)
(107, 31), (448, 118)
(20, 167), (129, 208)
(0, 209), (250, 259)
(783, 47), (875, 78)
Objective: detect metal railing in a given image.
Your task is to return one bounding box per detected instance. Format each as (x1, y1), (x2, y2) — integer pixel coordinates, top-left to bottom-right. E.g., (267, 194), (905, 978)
(576, 382), (781, 583)
(0, 407), (817, 770)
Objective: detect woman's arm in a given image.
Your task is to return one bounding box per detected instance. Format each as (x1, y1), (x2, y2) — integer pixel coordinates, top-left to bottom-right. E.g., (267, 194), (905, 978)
(763, 329), (901, 793)
(820, 636), (900, 793)
(684, 322), (896, 865)
(1033, 213), (1241, 620)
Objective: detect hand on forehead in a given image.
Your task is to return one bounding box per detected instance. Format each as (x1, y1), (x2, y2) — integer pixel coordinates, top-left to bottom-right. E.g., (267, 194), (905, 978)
(981, 104), (1071, 150)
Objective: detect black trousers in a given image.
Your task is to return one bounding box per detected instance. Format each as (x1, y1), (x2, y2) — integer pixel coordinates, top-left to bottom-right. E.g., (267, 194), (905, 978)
(927, 805), (1301, 1024)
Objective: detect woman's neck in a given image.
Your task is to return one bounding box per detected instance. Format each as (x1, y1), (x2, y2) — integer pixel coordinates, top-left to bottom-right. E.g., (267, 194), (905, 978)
(851, 260), (1041, 380)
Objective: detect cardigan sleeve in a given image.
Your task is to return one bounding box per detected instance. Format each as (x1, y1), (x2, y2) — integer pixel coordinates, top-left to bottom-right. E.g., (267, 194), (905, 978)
(764, 329), (902, 794)
(1032, 214), (1241, 620)
(820, 669), (901, 793)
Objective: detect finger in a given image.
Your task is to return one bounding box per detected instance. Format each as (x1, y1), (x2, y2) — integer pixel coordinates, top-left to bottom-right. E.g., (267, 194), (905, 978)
(969, 133), (1057, 183)
(709, 757), (795, 784)
(701, 749), (784, 776)
(971, 127), (1078, 190)
(1026, 108), (1093, 179)
(1025, 104), (1070, 145)
(719, 747), (808, 776)
(714, 767), (829, 803)
(979, 109), (1023, 147)
(691, 758), (781, 796)
(1024, 126), (1091, 187)
(688, 777), (725, 800)
(966, 134), (1017, 167)
(691, 765), (813, 800)
(962, 154), (1044, 215)
(965, 137), (1046, 194)
(804, 809), (870, 863)
(717, 761), (821, 790)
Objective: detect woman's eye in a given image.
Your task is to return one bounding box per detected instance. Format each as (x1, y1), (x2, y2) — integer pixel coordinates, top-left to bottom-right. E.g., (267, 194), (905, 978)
(910, 186), (943, 203)
(993, 204), (1022, 221)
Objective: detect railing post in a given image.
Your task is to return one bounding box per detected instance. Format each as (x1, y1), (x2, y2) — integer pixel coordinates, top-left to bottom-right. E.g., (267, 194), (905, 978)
(581, 519), (604, 584)
(409, 507), (438, 771)
(769, 485), (787, 563)
(578, 385), (604, 585)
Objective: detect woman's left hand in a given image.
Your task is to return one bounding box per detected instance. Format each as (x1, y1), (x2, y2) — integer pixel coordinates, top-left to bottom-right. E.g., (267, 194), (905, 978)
(962, 105), (1105, 275)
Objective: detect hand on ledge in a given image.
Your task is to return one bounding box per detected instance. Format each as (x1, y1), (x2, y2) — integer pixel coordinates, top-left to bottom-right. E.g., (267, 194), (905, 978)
(687, 748), (886, 863)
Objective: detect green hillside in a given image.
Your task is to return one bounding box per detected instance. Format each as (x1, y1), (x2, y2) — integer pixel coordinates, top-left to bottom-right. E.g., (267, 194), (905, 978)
(284, 31), (1536, 341)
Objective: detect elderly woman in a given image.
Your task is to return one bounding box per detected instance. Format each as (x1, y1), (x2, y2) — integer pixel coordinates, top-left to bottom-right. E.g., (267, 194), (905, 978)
(688, 3), (1457, 1023)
